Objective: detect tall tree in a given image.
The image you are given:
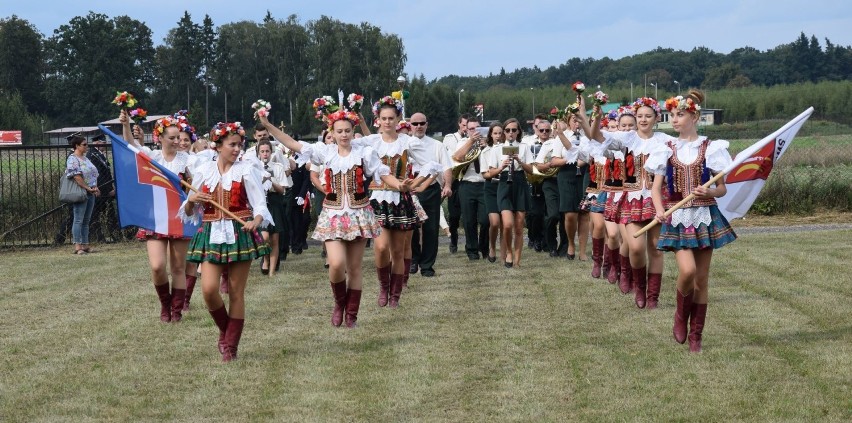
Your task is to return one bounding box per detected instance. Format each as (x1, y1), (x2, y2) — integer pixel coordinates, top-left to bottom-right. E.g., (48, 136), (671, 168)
(0, 16), (45, 112)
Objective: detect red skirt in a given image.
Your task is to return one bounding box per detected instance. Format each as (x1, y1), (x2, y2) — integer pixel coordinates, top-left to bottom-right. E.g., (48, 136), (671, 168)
(136, 228), (191, 242)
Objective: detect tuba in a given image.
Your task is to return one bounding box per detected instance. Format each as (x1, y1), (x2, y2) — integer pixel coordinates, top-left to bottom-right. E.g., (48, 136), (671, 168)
(451, 142), (482, 181)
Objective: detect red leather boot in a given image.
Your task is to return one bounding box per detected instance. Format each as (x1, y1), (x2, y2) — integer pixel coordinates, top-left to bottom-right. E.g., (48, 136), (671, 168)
(209, 305), (230, 355)
(389, 273), (404, 308)
(377, 265), (391, 307)
(330, 280), (347, 327)
(591, 238), (604, 279)
(633, 267), (647, 309)
(646, 273), (662, 309)
(618, 255), (632, 294)
(689, 303), (707, 353)
(673, 290), (693, 344)
(222, 318), (244, 362)
(606, 248), (620, 284)
(183, 274), (197, 311)
(154, 283), (171, 323)
(345, 289), (362, 328)
(170, 288), (186, 322)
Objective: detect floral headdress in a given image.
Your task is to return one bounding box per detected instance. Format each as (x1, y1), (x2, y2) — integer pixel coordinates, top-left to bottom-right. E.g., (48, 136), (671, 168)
(210, 122), (245, 143)
(632, 97), (662, 116)
(372, 95), (403, 117)
(606, 109), (619, 121)
(616, 106), (635, 121)
(599, 116), (610, 129)
(396, 121), (412, 133)
(325, 110), (361, 130)
(173, 110), (197, 141)
(153, 115), (179, 137)
(664, 95), (701, 113)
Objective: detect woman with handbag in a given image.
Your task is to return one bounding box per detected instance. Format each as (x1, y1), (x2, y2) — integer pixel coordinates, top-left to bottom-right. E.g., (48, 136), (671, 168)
(64, 133), (100, 255)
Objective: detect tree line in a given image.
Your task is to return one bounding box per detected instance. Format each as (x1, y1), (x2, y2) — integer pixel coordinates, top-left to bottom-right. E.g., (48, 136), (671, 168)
(1, 11), (851, 145)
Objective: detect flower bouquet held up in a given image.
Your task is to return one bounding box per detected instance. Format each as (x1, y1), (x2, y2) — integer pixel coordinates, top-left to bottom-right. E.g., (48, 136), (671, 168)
(251, 99), (272, 120)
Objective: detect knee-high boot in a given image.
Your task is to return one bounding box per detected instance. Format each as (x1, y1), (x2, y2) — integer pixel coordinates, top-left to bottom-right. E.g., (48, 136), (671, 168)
(183, 274), (197, 311)
(689, 303), (707, 353)
(389, 273), (404, 308)
(618, 255), (632, 294)
(403, 258), (411, 288)
(646, 273), (662, 309)
(673, 290), (693, 344)
(591, 238), (604, 279)
(209, 305), (230, 355)
(222, 318), (244, 362)
(345, 289), (362, 328)
(377, 265), (391, 307)
(154, 283), (171, 323)
(606, 247), (619, 284)
(330, 280), (347, 327)
(170, 288), (186, 322)
(633, 267), (647, 309)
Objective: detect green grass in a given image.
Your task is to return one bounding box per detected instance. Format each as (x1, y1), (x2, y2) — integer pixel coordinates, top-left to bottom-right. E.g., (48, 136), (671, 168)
(1, 230), (850, 421)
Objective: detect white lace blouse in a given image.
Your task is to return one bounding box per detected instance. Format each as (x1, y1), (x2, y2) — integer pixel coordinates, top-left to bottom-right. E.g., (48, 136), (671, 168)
(354, 133), (441, 204)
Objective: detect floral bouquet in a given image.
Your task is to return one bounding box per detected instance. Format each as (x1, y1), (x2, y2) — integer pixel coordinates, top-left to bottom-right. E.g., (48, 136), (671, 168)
(251, 99), (272, 120)
(588, 90), (608, 119)
(129, 108), (148, 125)
(347, 93), (364, 113)
(571, 81), (585, 96)
(549, 107), (566, 122)
(566, 102), (581, 115)
(112, 91), (137, 109)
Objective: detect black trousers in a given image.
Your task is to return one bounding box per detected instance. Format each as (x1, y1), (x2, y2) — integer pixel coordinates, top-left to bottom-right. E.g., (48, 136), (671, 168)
(543, 178), (562, 252)
(289, 192), (311, 250)
(459, 181), (488, 257)
(411, 183), (441, 271)
(447, 179), (461, 247)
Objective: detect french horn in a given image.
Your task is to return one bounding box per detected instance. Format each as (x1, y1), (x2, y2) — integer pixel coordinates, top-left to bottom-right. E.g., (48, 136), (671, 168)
(451, 142), (482, 181)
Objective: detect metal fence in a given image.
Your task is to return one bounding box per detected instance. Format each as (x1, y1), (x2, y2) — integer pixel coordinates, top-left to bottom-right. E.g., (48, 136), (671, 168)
(0, 144), (133, 248)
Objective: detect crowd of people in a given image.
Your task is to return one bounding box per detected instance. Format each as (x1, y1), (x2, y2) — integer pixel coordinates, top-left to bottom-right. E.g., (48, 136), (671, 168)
(62, 88), (736, 361)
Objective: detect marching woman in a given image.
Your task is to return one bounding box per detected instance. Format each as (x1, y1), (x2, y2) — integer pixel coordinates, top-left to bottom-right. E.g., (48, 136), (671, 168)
(180, 122), (271, 362)
(175, 112), (203, 311)
(578, 114), (612, 278)
(260, 109), (396, 327)
(483, 118), (533, 268)
(120, 110), (192, 323)
(479, 122), (504, 263)
(554, 115), (591, 261)
(645, 89), (736, 352)
(582, 98), (671, 309)
(258, 139), (288, 275)
(358, 96), (440, 308)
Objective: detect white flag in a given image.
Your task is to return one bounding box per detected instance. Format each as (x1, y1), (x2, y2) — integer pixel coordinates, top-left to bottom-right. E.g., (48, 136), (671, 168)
(717, 107), (813, 220)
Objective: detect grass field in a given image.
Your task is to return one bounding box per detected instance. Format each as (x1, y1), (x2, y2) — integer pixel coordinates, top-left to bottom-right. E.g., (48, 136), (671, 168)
(1, 229), (850, 421)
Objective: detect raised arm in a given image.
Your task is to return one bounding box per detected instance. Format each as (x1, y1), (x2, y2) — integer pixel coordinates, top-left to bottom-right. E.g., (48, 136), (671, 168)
(259, 114), (302, 153)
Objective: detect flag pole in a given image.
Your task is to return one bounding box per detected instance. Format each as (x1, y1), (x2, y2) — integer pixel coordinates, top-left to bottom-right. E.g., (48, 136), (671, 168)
(633, 171), (726, 238)
(179, 180), (249, 226)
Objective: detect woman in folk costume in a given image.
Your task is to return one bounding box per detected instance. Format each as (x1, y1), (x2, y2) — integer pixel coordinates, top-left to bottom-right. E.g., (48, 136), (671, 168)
(259, 106), (396, 327)
(581, 97), (670, 309)
(645, 89), (736, 353)
(180, 121), (271, 362)
(578, 111), (613, 278)
(174, 111), (203, 312)
(482, 118), (534, 268)
(357, 96), (440, 308)
(121, 110), (192, 323)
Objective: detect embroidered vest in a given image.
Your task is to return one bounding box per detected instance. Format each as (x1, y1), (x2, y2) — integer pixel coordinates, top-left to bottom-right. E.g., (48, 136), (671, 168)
(602, 156), (625, 191)
(323, 162), (370, 210)
(587, 158), (607, 193)
(623, 150), (653, 191)
(369, 150), (409, 190)
(665, 139), (716, 209)
(201, 181), (253, 222)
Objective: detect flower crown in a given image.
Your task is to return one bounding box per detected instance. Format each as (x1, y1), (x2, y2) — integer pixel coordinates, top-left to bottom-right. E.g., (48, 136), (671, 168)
(664, 95), (701, 113)
(173, 110), (197, 141)
(210, 122), (245, 143)
(632, 97), (662, 115)
(616, 106), (635, 121)
(599, 116), (610, 129)
(326, 110), (361, 129)
(153, 115), (179, 137)
(606, 109), (619, 120)
(396, 121), (412, 132)
(372, 95), (403, 117)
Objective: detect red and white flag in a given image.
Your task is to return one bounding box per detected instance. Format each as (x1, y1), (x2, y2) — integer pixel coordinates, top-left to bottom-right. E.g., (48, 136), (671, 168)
(717, 107), (813, 220)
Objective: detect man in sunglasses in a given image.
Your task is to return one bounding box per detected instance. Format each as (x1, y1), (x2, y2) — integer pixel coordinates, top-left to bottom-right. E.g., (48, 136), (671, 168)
(523, 114), (547, 251)
(452, 116), (490, 261)
(409, 113), (453, 277)
(534, 120), (569, 258)
(442, 113), (470, 254)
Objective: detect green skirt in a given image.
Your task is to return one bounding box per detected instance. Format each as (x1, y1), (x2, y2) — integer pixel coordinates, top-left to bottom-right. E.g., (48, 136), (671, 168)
(484, 180), (500, 214)
(497, 171), (530, 212)
(557, 164), (588, 213)
(188, 221), (270, 265)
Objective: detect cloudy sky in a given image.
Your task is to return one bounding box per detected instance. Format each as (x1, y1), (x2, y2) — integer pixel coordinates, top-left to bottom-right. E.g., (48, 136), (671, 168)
(8, 0), (852, 80)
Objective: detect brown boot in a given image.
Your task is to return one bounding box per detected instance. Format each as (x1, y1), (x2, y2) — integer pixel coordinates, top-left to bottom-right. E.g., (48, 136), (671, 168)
(389, 273), (404, 308)
(673, 290), (693, 344)
(345, 289), (362, 328)
(170, 288), (186, 322)
(377, 265), (391, 307)
(330, 280), (347, 327)
(689, 303), (707, 353)
(646, 273), (662, 309)
(591, 238), (604, 279)
(403, 259), (411, 288)
(209, 305), (230, 355)
(606, 247), (619, 284)
(222, 318), (244, 362)
(220, 268), (229, 294)
(618, 255), (632, 294)
(633, 267), (647, 309)
(154, 283), (171, 323)
(183, 274), (197, 311)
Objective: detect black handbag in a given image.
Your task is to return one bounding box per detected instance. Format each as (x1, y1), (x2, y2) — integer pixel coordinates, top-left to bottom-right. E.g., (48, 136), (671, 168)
(59, 174), (88, 203)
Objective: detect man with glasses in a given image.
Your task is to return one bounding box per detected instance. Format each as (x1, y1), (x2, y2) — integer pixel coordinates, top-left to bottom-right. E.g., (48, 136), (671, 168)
(534, 120), (569, 258)
(452, 116), (490, 260)
(409, 113), (453, 277)
(442, 113), (470, 254)
(525, 114), (548, 251)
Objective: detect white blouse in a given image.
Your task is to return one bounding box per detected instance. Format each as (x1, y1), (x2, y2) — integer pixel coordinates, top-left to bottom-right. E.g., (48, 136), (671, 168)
(179, 160), (273, 245)
(602, 130), (673, 157)
(261, 161), (288, 193)
(482, 141), (533, 173)
(140, 147), (192, 178)
(354, 133), (441, 204)
(644, 137), (733, 227)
